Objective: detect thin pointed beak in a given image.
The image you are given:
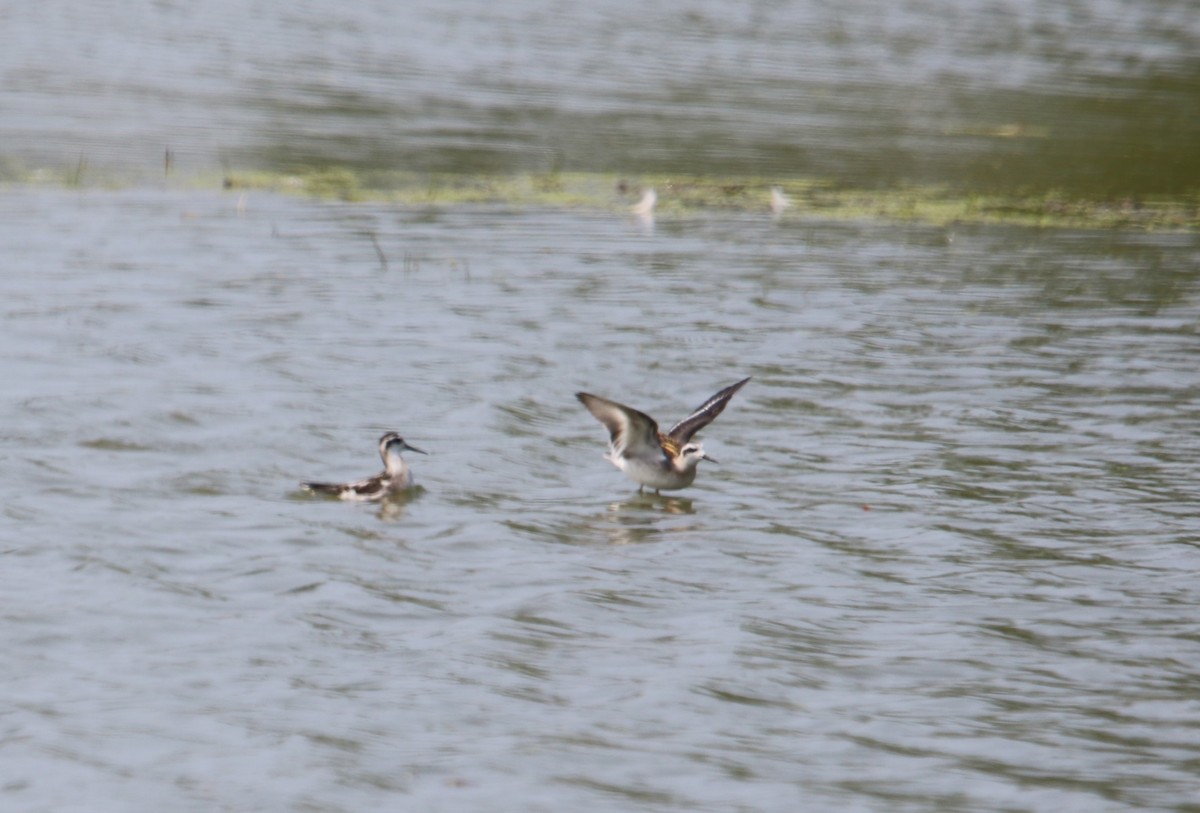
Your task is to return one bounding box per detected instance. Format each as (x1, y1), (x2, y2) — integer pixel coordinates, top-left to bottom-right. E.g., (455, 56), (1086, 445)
(406, 444), (428, 455)
(703, 453), (718, 464)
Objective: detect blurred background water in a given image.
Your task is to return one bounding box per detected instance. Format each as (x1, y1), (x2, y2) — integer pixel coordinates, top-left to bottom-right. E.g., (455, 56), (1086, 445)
(4, 0), (1199, 193)
(2, 2), (1200, 812)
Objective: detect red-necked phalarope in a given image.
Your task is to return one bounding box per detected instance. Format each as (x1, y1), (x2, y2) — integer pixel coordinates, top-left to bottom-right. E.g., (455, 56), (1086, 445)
(770, 186), (791, 217)
(630, 188), (657, 217)
(302, 432), (427, 501)
(577, 377), (750, 493)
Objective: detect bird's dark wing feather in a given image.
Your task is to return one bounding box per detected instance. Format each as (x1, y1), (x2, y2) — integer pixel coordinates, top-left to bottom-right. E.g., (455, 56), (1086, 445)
(576, 392), (663, 459)
(667, 377), (751, 443)
(302, 474), (387, 500)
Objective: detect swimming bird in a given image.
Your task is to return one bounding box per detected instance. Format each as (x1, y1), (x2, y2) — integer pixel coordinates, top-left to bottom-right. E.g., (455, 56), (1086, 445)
(576, 377), (750, 493)
(770, 186), (791, 217)
(631, 187), (657, 217)
(301, 432), (426, 501)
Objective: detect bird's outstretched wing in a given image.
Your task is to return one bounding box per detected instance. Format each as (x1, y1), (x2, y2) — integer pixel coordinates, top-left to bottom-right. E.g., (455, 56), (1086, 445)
(666, 377), (751, 443)
(576, 393), (663, 460)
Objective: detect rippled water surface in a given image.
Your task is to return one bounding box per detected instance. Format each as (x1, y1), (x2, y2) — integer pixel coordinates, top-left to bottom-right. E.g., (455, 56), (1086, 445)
(4, 0), (1199, 191)
(3, 188), (1199, 812)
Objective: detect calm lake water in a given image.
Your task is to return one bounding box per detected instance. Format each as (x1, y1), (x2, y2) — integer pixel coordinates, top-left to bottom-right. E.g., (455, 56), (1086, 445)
(3, 3), (1200, 813)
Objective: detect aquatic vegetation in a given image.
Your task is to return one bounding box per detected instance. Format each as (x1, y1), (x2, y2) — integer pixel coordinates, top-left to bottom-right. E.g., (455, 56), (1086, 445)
(228, 170), (1200, 231)
(4, 158), (1197, 231)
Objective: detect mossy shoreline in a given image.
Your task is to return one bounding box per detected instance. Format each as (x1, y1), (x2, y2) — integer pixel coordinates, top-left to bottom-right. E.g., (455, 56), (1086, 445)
(9, 161), (1199, 231)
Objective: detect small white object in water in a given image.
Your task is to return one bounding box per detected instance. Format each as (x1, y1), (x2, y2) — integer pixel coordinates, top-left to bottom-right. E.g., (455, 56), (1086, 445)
(769, 186), (791, 217)
(631, 188), (657, 216)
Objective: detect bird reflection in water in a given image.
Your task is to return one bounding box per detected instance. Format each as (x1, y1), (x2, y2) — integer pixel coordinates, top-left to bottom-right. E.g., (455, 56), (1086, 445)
(599, 493), (697, 545)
